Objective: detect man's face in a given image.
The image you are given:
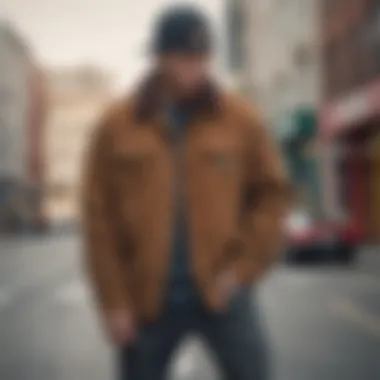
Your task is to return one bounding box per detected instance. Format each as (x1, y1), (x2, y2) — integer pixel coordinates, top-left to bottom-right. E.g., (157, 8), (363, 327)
(160, 53), (210, 93)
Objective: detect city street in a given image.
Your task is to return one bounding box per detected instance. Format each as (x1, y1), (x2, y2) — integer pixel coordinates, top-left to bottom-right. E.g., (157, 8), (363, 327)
(0, 234), (379, 380)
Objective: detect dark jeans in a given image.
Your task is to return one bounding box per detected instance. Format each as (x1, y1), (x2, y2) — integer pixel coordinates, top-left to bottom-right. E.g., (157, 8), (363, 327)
(118, 288), (269, 380)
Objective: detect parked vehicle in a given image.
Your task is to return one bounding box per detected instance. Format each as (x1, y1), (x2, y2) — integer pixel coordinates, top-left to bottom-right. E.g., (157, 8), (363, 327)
(285, 209), (361, 264)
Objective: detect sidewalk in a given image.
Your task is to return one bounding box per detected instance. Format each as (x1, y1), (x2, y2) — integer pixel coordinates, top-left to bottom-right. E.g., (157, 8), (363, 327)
(355, 246), (380, 275)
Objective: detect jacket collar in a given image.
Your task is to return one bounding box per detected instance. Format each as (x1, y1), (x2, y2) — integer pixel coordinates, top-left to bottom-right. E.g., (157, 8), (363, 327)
(131, 70), (222, 125)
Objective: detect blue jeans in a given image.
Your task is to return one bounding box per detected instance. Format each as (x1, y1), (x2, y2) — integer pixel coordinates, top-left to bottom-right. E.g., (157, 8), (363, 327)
(118, 288), (269, 380)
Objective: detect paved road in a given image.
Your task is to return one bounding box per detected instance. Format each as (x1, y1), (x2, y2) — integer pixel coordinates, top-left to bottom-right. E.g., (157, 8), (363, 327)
(0, 234), (379, 380)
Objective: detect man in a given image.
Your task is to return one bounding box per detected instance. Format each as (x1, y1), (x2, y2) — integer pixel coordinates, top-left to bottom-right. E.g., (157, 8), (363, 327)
(82, 5), (291, 380)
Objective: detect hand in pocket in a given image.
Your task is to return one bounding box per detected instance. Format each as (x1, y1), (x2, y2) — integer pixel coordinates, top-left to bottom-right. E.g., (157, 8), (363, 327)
(213, 271), (240, 311)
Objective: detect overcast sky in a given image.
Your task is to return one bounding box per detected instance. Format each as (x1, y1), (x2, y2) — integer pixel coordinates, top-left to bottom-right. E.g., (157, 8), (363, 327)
(0, 0), (225, 90)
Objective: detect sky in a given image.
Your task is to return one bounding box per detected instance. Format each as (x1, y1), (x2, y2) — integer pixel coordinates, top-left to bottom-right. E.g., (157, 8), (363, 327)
(0, 0), (225, 91)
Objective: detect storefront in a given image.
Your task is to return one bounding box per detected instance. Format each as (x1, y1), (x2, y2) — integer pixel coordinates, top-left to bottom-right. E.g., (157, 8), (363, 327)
(319, 79), (380, 241)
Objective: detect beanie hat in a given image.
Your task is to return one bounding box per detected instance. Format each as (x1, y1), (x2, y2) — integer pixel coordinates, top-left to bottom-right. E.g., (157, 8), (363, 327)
(152, 5), (213, 54)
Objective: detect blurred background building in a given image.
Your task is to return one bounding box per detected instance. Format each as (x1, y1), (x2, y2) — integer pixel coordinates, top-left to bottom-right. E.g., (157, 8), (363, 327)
(0, 21), (46, 233)
(319, 0), (380, 242)
(2, 0), (379, 247)
(44, 65), (113, 225)
(226, 0), (322, 215)
(224, 0), (380, 245)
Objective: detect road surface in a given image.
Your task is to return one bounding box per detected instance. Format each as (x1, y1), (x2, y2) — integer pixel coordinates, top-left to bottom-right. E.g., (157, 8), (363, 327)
(0, 233), (379, 380)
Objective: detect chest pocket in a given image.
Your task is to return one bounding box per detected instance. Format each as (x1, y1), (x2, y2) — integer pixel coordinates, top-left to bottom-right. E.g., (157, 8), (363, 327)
(111, 145), (156, 192)
(199, 144), (242, 180)
(203, 149), (235, 173)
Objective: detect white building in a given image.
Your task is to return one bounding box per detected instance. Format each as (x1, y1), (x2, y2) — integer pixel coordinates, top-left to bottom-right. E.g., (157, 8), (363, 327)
(0, 21), (31, 181)
(226, 0), (321, 133)
(44, 66), (113, 222)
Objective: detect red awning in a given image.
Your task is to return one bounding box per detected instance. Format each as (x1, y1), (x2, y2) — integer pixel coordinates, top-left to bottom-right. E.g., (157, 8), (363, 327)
(319, 78), (380, 138)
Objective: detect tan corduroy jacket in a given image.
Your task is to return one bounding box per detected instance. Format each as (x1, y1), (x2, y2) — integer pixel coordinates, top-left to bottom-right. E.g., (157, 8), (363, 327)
(81, 76), (292, 321)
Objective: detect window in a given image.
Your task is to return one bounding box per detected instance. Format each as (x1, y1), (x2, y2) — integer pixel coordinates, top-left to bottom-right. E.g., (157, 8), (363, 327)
(323, 0), (334, 18)
(293, 43), (314, 69)
(354, 25), (374, 87)
(226, 0), (245, 71)
(323, 40), (340, 99)
(323, 0), (346, 22)
(367, 0), (380, 17)
(364, 3), (380, 78)
(337, 33), (352, 95)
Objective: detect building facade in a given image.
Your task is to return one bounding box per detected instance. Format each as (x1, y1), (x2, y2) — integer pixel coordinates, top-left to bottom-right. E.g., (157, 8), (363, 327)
(319, 0), (380, 240)
(0, 21), (46, 231)
(226, 0), (320, 123)
(226, 0), (322, 213)
(0, 22), (30, 181)
(44, 66), (113, 223)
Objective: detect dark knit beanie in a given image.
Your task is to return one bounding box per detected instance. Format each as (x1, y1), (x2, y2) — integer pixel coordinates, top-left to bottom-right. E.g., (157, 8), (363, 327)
(152, 5), (213, 54)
